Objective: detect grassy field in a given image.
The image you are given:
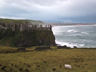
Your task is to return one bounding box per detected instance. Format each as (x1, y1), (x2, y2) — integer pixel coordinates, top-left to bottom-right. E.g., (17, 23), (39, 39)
(0, 46), (96, 72)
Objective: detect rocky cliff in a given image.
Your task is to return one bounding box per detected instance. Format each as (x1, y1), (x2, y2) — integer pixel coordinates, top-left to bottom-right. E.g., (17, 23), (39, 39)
(0, 18), (56, 47)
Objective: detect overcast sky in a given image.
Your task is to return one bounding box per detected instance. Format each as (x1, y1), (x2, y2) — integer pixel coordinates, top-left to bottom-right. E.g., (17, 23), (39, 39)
(0, 0), (96, 23)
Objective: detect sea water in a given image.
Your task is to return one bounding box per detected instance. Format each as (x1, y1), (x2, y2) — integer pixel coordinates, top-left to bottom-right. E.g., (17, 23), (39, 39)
(52, 24), (96, 48)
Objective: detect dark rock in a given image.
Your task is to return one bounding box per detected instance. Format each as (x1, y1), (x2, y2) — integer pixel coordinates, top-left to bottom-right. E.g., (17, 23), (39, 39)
(74, 46), (77, 48)
(52, 68), (56, 71)
(17, 47), (26, 51)
(19, 68), (23, 71)
(35, 46), (51, 51)
(57, 45), (70, 49)
(1, 66), (6, 70)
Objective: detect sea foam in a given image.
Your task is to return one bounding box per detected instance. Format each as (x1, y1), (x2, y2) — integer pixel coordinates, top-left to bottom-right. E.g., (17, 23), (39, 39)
(56, 40), (84, 48)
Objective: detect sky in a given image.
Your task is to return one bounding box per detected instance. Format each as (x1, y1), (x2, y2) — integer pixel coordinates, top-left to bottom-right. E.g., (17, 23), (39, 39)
(0, 0), (96, 23)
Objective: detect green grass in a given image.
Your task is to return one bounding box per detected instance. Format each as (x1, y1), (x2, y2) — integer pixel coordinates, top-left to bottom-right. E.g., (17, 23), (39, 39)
(0, 18), (43, 24)
(0, 46), (96, 72)
(0, 46), (17, 53)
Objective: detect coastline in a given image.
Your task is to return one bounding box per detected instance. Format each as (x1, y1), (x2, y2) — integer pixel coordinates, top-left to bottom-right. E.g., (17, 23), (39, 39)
(52, 24), (96, 48)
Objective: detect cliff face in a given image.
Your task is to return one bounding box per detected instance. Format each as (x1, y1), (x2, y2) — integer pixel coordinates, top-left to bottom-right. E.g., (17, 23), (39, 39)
(13, 30), (55, 47)
(0, 18), (56, 47)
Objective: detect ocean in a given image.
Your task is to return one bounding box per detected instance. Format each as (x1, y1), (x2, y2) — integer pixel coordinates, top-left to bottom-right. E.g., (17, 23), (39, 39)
(52, 24), (96, 48)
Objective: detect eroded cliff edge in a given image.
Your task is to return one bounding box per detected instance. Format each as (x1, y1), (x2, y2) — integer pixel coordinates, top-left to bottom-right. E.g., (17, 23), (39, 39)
(0, 18), (56, 47)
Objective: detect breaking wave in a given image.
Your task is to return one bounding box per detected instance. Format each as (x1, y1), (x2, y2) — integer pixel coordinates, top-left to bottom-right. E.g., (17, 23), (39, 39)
(67, 29), (78, 33)
(56, 41), (84, 48)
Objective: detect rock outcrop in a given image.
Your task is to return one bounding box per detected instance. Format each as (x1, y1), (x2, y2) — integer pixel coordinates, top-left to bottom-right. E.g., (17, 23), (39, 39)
(0, 18), (56, 47)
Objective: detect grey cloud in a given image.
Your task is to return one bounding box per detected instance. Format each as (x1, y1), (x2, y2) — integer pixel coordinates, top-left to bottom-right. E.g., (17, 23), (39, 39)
(0, 0), (96, 22)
